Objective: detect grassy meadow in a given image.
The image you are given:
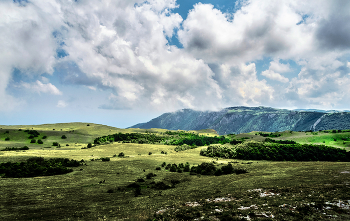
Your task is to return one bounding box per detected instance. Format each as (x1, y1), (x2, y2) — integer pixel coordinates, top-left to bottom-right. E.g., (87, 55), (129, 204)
(0, 123), (350, 220)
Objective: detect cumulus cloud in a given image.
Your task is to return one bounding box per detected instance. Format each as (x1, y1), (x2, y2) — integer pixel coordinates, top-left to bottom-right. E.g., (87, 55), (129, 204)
(261, 60), (290, 83)
(1, 0), (350, 114)
(262, 70), (289, 83)
(21, 80), (62, 95)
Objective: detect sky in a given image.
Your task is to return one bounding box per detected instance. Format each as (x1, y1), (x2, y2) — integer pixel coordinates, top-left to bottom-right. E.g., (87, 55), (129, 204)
(1, 0), (350, 128)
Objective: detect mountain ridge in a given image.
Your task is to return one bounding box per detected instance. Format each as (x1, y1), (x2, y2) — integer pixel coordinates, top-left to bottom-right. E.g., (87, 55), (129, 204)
(129, 106), (350, 135)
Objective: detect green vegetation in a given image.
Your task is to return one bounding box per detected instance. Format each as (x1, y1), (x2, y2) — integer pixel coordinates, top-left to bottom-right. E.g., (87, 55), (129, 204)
(1, 146), (29, 151)
(257, 132), (282, 137)
(0, 123), (349, 220)
(200, 141), (350, 161)
(0, 157), (81, 178)
(94, 131), (233, 147)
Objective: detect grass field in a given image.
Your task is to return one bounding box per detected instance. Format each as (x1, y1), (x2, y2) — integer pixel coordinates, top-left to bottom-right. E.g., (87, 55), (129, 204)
(0, 123), (349, 220)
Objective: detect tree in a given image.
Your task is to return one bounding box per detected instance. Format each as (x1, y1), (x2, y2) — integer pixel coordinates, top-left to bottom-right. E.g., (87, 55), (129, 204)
(37, 139), (43, 144)
(61, 135), (67, 139)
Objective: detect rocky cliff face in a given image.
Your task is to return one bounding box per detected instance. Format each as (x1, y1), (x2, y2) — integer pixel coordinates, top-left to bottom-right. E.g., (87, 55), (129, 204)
(129, 106), (350, 135)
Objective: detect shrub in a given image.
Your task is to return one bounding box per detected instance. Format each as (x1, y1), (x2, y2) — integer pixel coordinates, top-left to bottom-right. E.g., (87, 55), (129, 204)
(42, 135), (47, 139)
(161, 162), (166, 167)
(37, 139), (43, 144)
(61, 135), (67, 139)
(5, 130), (9, 134)
(53, 142), (59, 146)
(155, 167), (161, 170)
(28, 135), (35, 139)
(146, 173), (157, 179)
(184, 164), (190, 172)
(5, 137), (10, 141)
(170, 164), (177, 172)
(165, 164), (171, 170)
(87, 124), (90, 126)
(118, 152), (125, 157)
(148, 152), (152, 155)
(101, 157), (110, 161)
(66, 144), (69, 146)
(107, 189), (114, 193)
(87, 143), (92, 148)
(177, 168), (183, 173)
(18, 129), (22, 131)
(30, 139), (36, 143)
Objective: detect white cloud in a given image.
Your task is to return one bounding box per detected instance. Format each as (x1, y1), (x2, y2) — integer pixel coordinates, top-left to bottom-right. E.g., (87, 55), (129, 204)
(262, 70), (289, 83)
(1, 0), (350, 114)
(269, 60), (291, 73)
(87, 86), (96, 91)
(57, 100), (67, 108)
(21, 80), (62, 95)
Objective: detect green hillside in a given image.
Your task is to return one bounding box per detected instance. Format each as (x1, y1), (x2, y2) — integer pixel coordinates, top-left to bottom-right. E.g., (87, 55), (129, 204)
(0, 123), (349, 220)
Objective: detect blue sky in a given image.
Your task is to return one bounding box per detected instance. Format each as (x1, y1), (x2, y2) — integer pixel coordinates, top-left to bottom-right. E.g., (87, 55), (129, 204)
(1, 0), (350, 128)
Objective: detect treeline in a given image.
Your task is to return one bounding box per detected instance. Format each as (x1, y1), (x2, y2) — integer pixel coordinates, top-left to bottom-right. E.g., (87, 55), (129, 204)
(94, 133), (164, 145)
(257, 132), (281, 137)
(160, 162), (247, 176)
(164, 134), (231, 146)
(264, 138), (296, 144)
(0, 157), (82, 178)
(1, 146), (29, 151)
(93, 132), (238, 147)
(200, 141), (350, 161)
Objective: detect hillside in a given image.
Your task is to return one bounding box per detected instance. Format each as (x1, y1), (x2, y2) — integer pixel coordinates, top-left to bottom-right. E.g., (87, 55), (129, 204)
(129, 106), (350, 135)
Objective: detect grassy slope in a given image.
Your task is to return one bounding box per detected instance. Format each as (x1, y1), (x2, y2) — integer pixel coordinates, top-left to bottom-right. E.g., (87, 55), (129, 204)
(0, 124), (349, 220)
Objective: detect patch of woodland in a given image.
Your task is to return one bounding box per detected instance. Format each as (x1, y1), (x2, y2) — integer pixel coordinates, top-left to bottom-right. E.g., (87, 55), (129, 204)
(0, 157), (83, 178)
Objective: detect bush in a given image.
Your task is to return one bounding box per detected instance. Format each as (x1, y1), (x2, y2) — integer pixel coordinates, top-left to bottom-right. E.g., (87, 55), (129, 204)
(30, 139), (36, 143)
(118, 152), (125, 157)
(5, 137), (10, 141)
(155, 167), (161, 170)
(37, 139), (43, 144)
(170, 164), (177, 172)
(87, 143), (92, 148)
(148, 152), (152, 155)
(5, 130), (9, 134)
(53, 142), (59, 146)
(28, 135), (35, 139)
(42, 136), (47, 139)
(146, 173), (157, 179)
(101, 157), (110, 162)
(161, 162), (166, 167)
(184, 164), (190, 172)
(61, 135), (67, 139)
(66, 144), (69, 146)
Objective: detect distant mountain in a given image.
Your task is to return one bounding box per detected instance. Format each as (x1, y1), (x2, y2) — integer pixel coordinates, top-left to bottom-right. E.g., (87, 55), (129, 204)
(129, 106), (350, 135)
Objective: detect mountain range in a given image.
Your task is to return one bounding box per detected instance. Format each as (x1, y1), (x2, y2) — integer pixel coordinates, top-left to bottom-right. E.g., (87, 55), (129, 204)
(129, 106), (350, 135)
